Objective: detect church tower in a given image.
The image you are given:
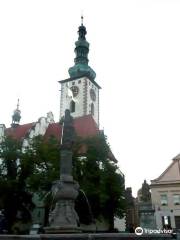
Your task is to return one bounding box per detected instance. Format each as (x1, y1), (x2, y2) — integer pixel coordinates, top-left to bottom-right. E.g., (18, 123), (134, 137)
(59, 17), (101, 126)
(11, 99), (21, 128)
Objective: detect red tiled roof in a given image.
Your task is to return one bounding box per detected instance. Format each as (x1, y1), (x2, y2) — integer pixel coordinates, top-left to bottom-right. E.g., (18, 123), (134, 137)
(44, 122), (61, 141)
(5, 116), (117, 162)
(74, 115), (99, 137)
(44, 115), (99, 140)
(5, 115), (99, 141)
(5, 123), (35, 141)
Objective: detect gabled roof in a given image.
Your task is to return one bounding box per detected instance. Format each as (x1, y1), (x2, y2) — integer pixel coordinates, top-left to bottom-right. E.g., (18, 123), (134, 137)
(5, 123), (35, 141)
(5, 115), (117, 163)
(151, 156), (180, 186)
(44, 115), (99, 141)
(74, 115), (99, 137)
(5, 115), (99, 141)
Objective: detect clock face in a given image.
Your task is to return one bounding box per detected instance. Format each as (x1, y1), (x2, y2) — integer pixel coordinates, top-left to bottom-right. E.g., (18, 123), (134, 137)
(70, 86), (79, 97)
(90, 88), (96, 101)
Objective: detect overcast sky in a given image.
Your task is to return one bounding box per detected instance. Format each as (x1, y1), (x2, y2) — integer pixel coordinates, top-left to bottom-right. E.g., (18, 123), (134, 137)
(1, 0), (180, 196)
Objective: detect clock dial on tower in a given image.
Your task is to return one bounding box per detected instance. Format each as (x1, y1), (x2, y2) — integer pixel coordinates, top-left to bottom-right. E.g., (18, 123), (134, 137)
(90, 88), (96, 101)
(70, 86), (79, 97)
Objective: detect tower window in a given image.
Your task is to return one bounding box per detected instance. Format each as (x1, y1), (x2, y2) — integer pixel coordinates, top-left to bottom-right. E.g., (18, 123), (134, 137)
(91, 103), (94, 116)
(70, 100), (75, 113)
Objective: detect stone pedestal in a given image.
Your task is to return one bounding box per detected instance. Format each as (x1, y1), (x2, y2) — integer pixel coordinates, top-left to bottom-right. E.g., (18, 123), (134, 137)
(138, 202), (156, 229)
(45, 179), (80, 233)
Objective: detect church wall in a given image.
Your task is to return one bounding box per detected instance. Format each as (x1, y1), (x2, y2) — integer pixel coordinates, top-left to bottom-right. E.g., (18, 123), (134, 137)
(86, 79), (99, 126)
(0, 124), (5, 143)
(60, 77), (85, 119)
(60, 77), (99, 126)
(22, 112), (54, 152)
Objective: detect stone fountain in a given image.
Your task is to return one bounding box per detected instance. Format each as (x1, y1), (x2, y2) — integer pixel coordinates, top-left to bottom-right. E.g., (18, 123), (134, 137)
(44, 109), (80, 233)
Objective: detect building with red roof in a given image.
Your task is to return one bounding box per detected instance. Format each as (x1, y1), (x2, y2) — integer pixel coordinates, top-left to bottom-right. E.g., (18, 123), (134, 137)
(0, 18), (118, 162)
(0, 17), (125, 232)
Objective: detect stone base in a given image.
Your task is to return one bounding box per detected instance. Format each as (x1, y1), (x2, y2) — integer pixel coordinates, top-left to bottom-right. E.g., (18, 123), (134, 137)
(0, 233), (175, 240)
(48, 179), (80, 231)
(44, 226), (81, 234)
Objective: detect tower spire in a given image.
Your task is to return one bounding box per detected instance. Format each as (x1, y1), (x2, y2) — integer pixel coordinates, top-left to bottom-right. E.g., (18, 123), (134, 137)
(17, 98), (20, 110)
(78, 16), (87, 41)
(68, 17), (96, 81)
(81, 15), (84, 26)
(11, 99), (21, 127)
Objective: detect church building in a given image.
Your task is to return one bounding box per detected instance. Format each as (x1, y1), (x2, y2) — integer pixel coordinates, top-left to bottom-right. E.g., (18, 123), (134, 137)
(59, 17), (101, 126)
(0, 18), (122, 230)
(0, 18), (104, 153)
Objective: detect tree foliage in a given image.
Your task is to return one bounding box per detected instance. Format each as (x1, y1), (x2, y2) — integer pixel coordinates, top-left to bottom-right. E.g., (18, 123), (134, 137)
(0, 132), (125, 231)
(73, 133), (125, 229)
(25, 136), (60, 193)
(0, 136), (34, 232)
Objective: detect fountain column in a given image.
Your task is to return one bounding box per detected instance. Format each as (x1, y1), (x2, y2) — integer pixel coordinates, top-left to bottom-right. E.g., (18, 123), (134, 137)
(45, 109), (80, 233)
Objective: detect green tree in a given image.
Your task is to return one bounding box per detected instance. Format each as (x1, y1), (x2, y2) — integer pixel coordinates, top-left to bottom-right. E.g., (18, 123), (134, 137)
(25, 135), (60, 194)
(0, 133), (125, 231)
(0, 136), (34, 233)
(22, 135), (60, 225)
(100, 162), (125, 230)
(73, 133), (125, 230)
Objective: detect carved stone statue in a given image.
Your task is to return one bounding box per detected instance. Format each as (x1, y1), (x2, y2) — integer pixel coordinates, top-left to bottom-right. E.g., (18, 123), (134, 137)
(61, 109), (75, 150)
(141, 180), (151, 202)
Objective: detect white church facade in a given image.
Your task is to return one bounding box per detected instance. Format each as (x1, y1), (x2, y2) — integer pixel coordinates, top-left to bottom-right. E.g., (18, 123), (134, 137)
(59, 76), (100, 126)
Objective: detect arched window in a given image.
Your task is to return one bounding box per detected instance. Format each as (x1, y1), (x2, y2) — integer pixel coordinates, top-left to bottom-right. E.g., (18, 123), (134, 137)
(70, 100), (75, 113)
(91, 103), (94, 116)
